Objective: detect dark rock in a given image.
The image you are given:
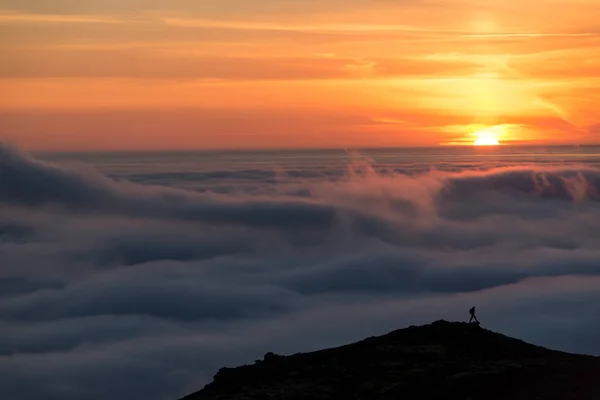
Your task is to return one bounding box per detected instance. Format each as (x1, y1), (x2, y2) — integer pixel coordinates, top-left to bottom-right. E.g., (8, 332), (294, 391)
(263, 352), (280, 362)
(179, 321), (600, 400)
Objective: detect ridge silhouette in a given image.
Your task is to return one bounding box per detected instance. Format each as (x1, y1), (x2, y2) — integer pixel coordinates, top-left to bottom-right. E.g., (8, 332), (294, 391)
(180, 321), (600, 400)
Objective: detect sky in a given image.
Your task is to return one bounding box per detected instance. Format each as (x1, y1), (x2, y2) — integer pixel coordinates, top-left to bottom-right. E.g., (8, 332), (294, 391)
(1, 0), (600, 150)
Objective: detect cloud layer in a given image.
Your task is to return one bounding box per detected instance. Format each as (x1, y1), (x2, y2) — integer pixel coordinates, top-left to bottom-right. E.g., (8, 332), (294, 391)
(2, 145), (600, 399)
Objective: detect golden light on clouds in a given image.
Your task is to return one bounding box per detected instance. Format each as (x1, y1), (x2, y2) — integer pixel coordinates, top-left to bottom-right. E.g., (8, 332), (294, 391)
(0, 0), (599, 150)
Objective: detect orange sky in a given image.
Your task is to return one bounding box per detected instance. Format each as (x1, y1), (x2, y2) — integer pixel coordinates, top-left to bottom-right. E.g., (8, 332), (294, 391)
(1, 0), (600, 150)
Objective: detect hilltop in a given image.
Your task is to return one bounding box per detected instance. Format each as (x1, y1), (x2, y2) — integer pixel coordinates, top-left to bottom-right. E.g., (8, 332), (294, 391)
(180, 321), (600, 400)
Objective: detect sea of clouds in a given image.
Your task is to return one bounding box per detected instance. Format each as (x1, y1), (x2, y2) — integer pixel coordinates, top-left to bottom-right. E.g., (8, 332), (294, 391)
(2, 144), (600, 400)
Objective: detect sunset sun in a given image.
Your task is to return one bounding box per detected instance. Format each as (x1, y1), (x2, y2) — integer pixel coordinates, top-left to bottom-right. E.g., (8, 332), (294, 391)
(473, 127), (502, 146)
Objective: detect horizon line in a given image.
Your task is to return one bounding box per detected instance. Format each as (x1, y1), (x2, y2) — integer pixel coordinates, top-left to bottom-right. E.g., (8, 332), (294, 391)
(32, 142), (598, 155)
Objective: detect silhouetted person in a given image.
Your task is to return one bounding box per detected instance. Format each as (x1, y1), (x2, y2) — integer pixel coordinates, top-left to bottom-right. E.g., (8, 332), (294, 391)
(469, 306), (479, 324)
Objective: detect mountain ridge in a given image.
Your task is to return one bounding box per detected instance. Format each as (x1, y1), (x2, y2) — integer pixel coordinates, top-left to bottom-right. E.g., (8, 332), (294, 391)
(180, 320), (600, 399)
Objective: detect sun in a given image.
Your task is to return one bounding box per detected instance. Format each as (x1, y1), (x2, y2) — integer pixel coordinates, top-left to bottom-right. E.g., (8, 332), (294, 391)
(473, 127), (501, 146)
(474, 135), (499, 146)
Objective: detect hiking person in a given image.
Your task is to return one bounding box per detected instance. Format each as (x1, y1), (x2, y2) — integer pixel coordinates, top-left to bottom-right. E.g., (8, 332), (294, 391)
(469, 306), (479, 324)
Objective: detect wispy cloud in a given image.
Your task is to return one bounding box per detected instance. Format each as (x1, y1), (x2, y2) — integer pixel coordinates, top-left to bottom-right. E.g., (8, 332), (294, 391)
(0, 10), (124, 24)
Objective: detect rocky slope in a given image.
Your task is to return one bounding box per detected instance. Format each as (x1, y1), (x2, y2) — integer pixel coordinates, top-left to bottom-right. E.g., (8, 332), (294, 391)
(180, 321), (600, 400)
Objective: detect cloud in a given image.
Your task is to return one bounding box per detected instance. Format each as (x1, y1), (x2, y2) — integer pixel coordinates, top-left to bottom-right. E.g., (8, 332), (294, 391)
(2, 144), (600, 399)
(0, 49), (483, 80)
(0, 1), (417, 18)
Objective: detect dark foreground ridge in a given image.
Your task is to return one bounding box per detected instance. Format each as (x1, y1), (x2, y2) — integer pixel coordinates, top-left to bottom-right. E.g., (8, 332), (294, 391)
(180, 321), (600, 399)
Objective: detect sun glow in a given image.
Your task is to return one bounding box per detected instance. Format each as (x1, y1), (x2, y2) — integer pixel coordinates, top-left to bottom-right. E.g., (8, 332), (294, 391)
(473, 127), (502, 146)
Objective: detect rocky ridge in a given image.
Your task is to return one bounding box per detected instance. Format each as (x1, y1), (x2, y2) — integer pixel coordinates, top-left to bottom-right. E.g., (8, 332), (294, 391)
(180, 321), (600, 400)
